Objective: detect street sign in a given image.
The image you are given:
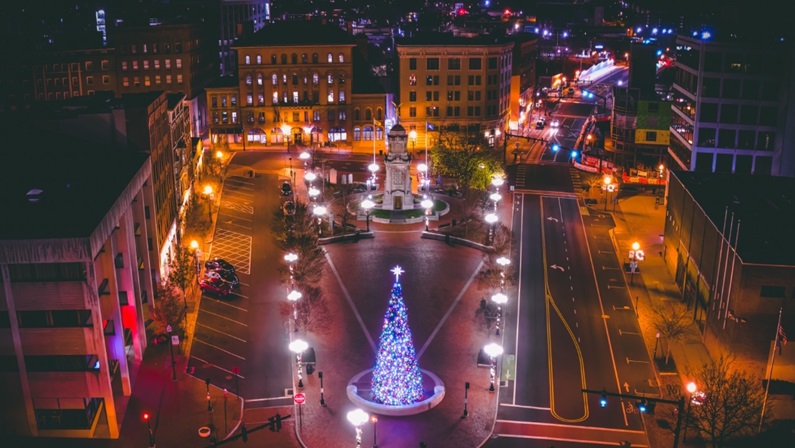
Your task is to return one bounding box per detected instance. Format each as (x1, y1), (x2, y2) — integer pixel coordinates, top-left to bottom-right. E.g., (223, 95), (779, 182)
(635, 250), (645, 261)
(171, 335), (180, 346)
(294, 393), (306, 405)
(629, 250), (635, 259)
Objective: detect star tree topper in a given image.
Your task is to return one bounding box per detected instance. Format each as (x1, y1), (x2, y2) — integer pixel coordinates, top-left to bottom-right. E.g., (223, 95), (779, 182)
(391, 265), (404, 282)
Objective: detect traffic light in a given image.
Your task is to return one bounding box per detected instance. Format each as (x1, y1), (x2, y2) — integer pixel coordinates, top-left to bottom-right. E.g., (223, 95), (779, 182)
(600, 390), (608, 407)
(570, 150), (578, 159)
(638, 399), (647, 413)
(268, 416), (276, 432)
(241, 423), (248, 442)
(552, 143), (560, 152)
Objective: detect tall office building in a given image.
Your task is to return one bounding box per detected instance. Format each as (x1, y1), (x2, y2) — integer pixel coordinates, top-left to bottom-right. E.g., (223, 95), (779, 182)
(670, 33), (795, 176)
(219, 0), (271, 76)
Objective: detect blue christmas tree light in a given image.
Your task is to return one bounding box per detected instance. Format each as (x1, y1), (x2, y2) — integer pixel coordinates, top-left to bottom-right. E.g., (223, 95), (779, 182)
(371, 266), (424, 405)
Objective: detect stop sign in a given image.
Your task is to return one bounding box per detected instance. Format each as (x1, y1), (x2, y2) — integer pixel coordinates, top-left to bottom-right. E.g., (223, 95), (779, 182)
(294, 392), (306, 405)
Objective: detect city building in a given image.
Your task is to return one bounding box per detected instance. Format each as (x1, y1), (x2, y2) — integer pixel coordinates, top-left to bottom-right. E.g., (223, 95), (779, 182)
(663, 170), (795, 371)
(29, 92), (180, 283)
(669, 33), (795, 176)
(166, 92), (197, 218)
(0, 130), (154, 439)
(508, 33), (539, 134)
(218, 20), (360, 149)
(395, 32), (514, 151)
(219, 0), (271, 76)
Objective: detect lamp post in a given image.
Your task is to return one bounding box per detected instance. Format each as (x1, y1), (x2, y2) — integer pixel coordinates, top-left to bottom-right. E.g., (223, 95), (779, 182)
(421, 197), (433, 231)
(361, 198), (374, 232)
(346, 408), (369, 448)
(653, 332), (660, 361)
(483, 343), (503, 392)
(287, 289), (302, 332)
(603, 175), (612, 211)
(485, 212), (498, 246)
(368, 162), (379, 188)
(284, 253), (298, 285)
(496, 256), (511, 289)
(409, 130), (417, 156)
(300, 150), (311, 169)
(370, 415), (378, 448)
(166, 325), (177, 381)
(629, 241), (643, 286)
(203, 184), (214, 221)
(491, 293), (508, 336)
(417, 163), (428, 193)
(288, 339), (308, 389)
(313, 205), (327, 236)
(215, 150), (225, 182)
(143, 412), (155, 447)
(319, 371), (326, 406)
(683, 381), (697, 441)
(281, 123), (291, 149)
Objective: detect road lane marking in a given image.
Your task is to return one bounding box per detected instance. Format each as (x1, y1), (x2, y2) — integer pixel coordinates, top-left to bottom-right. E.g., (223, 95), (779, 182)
(228, 292), (249, 299)
(220, 221), (253, 230)
(500, 404), (551, 410)
(190, 355), (245, 379)
(194, 338), (246, 360)
(197, 323), (247, 342)
(205, 297), (249, 312)
(618, 329), (641, 336)
(218, 212), (253, 222)
(200, 309), (248, 326)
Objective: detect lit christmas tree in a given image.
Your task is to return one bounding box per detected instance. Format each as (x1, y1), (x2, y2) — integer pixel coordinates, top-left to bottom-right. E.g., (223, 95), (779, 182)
(371, 266), (424, 405)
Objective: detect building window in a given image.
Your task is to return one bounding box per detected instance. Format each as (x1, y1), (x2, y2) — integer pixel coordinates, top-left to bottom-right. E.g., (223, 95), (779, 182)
(354, 127), (361, 140)
(247, 94), (253, 105)
(339, 110), (346, 120)
(272, 74), (278, 85)
(327, 73), (334, 84)
(469, 58), (482, 70)
(165, 60), (171, 69)
(339, 90), (345, 103)
(282, 74), (288, 85)
(292, 53), (298, 64)
(132, 61), (139, 70)
(271, 54), (277, 64)
(409, 74), (416, 86)
(448, 58), (461, 70)
(312, 53), (319, 63)
(245, 55), (251, 65)
(154, 60), (160, 69)
(256, 55), (262, 64)
(409, 91), (416, 102)
(281, 54), (287, 64)
(35, 397), (103, 430)
(362, 125), (374, 140)
(257, 94), (264, 105)
(427, 58), (439, 70)
(409, 107), (417, 117)
(409, 58), (417, 70)
(376, 108), (383, 120)
(273, 92), (279, 104)
(339, 53), (345, 63)
(313, 72), (319, 85)
(102, 75), (110, 85)
(488, 57), (498, 69)
(426, 75), (439, 86)
(176, 74), (183, 84)
(327, 89), (334, 103)
(365, 109), (372, 121)
(302, 53), (308, 64)
(760, 285), (786, 298)
(328, 53), (333, 63)
(176, 59), (182, 69)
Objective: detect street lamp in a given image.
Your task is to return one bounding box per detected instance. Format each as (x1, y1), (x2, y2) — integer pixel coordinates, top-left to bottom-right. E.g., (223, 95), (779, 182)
(287, 289), (302, 331)
(417, 163), (428, 193)
(409, 130), (417, 156)
(203, 185), (214, 221)
(308, 186), (320, 201)
(421, 197), (433, 231)
(496, 256), (510, 290)
(347, 408), (369, 448)
(305, 171), (317, 183)
(485, 212), (498, 246)
(288, 339), (308, 389)
(313, 205), (327, 236)
(629, 241), (643, 285)
(361, 198), (374, 232)
(683, 381), (698, 441)
(368, 162), (379, 187)
(483, 342), (503, 392)
(370, 415), (379, 448)
(491, 292), (508, 335)
(603, 175), (613, 211)
(281, 123), (291, 148)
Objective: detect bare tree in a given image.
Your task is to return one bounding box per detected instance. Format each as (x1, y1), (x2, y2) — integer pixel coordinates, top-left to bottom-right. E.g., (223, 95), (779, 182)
(168, 244), (195, 309)
(476, 255), (516, 292)
(687, 355), (766, 447)
(652, 301), (691, 364)
(150, 280), (186, 336)
(279, 285), (332, 336)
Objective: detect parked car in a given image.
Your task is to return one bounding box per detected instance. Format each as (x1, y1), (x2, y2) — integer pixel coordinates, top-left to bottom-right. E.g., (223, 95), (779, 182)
(280, 181), (293, 197)
(199, 277), (233, 297)
(536, 118), (546, 129)
(204, 269), (240, 288)
(550, 118), (560, 128)
(205, 258), (235, 274)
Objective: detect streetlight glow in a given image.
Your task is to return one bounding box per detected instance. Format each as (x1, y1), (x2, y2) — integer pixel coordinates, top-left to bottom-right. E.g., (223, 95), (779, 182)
(190, 240), (199, 250)
(496, 256), (511, 267)
(485, 213), (498, 224)
(287, 290), (302, 302)
(305, 172), (317, 182)
(299, 151), (311, 161)
(289, 339), (308, 388)
(368, 162), (379, 173)
(632, 241), (640, 251)
(417, 163), (428, 173)
(313, 205), (327, 216)
(491, 293), (508, 305)
(203, 185), (213, 195)
(492, 177), (505, 187)
(686, 382), (697, 394)
(347, 409), (369, 448)
(490, 192), (502, 202)
(308, 187), (320, 198)
(284, 253), (298, 263)
(421, 198), (434, 209)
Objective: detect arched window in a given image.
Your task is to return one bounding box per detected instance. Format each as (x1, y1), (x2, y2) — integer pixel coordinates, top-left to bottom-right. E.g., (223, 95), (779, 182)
(256, 55), (262, 64)
(327, 89), (334, 103)
(376, 126), (384, 140)
(376, 108), (383, 120)
(312, 53), (319, 63)
(365, 108), (372, 121)
(291, 53), (298, 64)
(271, 54), (277, 64)
(329, 127), (346, 142)
(338, 72), (346, 84)
(292, 72), (298, 85)
(303, 74), (308, 85)
(353, 108), (361, 121)
(327, 73), (334, 84)
(353, 127), (361, 141)
(245, 75), (252, 85)
(272, 74), (278, 85)
(327, 53), (333, 63)
(363, 125), (374, 141)
(312, 72), (319, 85)
(244, 55), (251, 65)
(338, 53), (345, 63)
(281, 54), (287, 64)
(282, 74), (288, 85)
(257, 74), (263, 86)
(302, 53), (308, 64)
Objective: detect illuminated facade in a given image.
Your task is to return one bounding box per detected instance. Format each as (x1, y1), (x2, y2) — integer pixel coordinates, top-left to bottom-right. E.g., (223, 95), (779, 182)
(395, 33), (514, 150)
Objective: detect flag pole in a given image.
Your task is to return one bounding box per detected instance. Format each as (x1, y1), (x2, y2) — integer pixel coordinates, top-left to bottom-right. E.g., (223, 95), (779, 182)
(759, 306), (783, 434)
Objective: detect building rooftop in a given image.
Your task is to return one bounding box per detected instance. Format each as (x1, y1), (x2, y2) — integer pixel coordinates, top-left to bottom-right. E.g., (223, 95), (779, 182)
(235, 20), (356, 47)
(0, 123), (149, 241)
(673, 171), (795, 266)
(397, 31), (512, 47)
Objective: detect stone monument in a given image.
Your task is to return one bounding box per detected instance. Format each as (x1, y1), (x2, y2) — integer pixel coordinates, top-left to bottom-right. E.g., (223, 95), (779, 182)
(382, 124), (413, 210)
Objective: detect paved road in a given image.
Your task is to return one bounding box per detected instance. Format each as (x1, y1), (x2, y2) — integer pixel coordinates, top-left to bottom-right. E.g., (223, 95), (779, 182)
(188, 156), (295, 407)
(491, 167), (651, 447)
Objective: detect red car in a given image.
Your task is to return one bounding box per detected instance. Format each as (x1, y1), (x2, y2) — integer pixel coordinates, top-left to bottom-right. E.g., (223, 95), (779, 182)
(199, 277), (233, 297)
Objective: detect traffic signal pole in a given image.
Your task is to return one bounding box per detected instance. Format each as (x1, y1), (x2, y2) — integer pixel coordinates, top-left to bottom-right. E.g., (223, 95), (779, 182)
(582, 389), (685, 448)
